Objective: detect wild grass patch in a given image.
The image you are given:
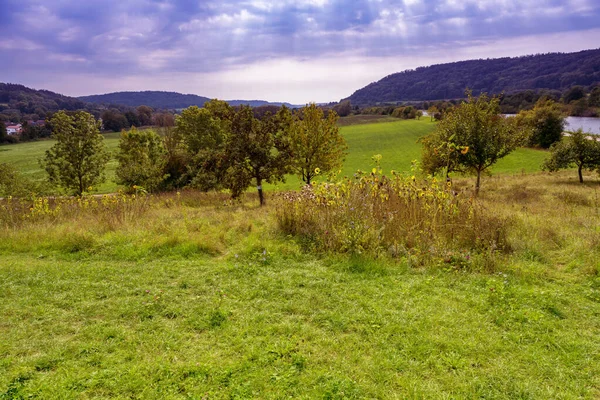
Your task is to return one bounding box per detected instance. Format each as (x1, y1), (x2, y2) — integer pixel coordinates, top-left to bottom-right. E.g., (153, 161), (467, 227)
(277, 168), (509, 271)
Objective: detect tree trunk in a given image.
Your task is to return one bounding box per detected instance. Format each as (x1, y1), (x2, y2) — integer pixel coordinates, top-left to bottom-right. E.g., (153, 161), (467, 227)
(257, 178), (265, 206)
(578, 164), (584, 183)
(475, 169), (482, 195)
(79, 175), (84, 196)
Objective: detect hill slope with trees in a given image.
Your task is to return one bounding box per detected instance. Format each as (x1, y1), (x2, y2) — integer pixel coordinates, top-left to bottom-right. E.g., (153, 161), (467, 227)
(346, 49), (600, 105)
(79, 91), (298, 109)
(0, 83), (93, 122)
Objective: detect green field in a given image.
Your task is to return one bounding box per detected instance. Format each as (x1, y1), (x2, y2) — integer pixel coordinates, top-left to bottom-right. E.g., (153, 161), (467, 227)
(1, 172), (600, 398)
(0, 119), (550, 194)
(2, 119), (600, 397)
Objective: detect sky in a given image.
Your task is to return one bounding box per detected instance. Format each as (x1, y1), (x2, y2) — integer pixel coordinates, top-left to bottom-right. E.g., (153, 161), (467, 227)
(1, 0), (599, 104)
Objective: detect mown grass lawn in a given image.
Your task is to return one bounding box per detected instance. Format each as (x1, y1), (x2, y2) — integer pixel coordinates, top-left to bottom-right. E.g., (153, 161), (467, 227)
(1, 171), (600, 398)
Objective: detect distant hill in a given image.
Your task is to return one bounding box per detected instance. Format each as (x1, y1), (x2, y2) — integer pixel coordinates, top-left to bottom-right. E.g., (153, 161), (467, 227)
(346, 48), (600, 105)
(1, 83), (87, 113)
(0, 83), (103, 122)
(79, 91), (299, 109)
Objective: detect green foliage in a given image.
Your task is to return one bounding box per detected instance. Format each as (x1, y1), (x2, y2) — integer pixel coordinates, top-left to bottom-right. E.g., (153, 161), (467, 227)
(123, 110), (141, 128)
(1, 175), (600, 397)
(289, 104), (347, 185)
(175, 105), (227, 191)
(136, 105), (153, 126)
(391, 106), (417, 119)
(101, 109), (130, 132)
(0, 120), (7, 143)
(332, 100), (352, 117)
(421, 92), (526, 193)
(348, 49), (600, 105)
(516, 99), (565, 148)
(589, 87), (600, 108)
(0, 163), (48, 197)
(116, 127), (167, 192)
(277, 166), (508, 261)
(542, 129), (600, 183)
(223, 105), (291, 205)
(42, 111), (110, 195)
(563, 86), (586, 103)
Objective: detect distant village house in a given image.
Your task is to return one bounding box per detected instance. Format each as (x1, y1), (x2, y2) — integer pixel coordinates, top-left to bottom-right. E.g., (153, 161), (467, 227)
(6, 123), (22, 135)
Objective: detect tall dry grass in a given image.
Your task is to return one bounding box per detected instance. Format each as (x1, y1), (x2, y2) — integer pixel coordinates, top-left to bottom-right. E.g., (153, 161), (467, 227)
(276, 169), (509, 270)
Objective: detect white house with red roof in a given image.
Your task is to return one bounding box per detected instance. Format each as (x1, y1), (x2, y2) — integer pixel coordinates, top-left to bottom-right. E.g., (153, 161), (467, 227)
(6, 124), (22, 135)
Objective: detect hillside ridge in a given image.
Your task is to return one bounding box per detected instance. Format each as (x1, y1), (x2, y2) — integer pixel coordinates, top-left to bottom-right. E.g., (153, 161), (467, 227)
(345, 48), (600, 105)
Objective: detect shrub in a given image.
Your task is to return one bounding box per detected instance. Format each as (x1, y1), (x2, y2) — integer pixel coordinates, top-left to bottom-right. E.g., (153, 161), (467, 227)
(116, 127), (167, 193)
(276, 165), (509, 268)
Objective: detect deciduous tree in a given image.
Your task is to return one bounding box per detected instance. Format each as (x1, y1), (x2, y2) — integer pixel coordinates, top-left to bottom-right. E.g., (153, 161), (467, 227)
(542, 129), (600, 183)
(288, 104), (347, 185)
(116, 127), (167, 192)
(42, 111), (110, 195)
(421, 92), (525, 194)
(516, 99), (565, 148)
(137, 105), (153, 126)
(223, 105), (292, 205)
(175, 105), (227, 191)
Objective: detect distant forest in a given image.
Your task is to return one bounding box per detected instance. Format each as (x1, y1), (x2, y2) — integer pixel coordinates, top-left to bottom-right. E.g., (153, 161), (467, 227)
(79, 91), (211, 109)
(346, 49), (600, 105)
(79, 91), (297, 109)
(0, 83), (95, 122)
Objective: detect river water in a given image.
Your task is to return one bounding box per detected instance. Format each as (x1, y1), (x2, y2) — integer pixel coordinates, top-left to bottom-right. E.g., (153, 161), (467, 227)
(503, 115), (600, 135)
(564, 117), (600, 134)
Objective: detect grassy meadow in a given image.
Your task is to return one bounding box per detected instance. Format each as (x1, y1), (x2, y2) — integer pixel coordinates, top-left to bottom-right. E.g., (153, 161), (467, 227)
(1, 172), (600, 398)
(2, 118), (600, 398)
(0, 118), (549, 194)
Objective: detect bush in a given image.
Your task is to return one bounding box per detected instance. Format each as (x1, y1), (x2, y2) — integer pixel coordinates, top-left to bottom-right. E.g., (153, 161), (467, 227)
(276, 165), (509, 269)
(0, 163), (48, 198)
(116, 127), (167, 193)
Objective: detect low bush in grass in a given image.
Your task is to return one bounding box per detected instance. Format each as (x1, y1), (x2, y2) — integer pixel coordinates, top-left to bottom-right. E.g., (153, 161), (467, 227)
(276, 167), (509, 270)
(0, 190), (150, 230)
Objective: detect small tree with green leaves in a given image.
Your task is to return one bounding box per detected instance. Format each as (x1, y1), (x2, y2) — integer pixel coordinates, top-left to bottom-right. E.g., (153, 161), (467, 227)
(289, 104), (347, 185)
(223, 105), (292, 205)
(421, 92), (526, 194)
(42, 111), (110, 195)
(116, 127), (167, 192)
(175, 105), (228, 191)
(542, 129), (600, 183)
(516, 99), (565, 148)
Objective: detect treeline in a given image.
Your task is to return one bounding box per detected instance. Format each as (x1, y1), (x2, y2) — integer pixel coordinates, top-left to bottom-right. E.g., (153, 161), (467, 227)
(498, 86), (600, 116)
(346, 49), (600, 105)
(31, 101), (346, 205)
(334, 85), (600, 119)
(78, 91), (297, 109)
(79, 91), (211, 109)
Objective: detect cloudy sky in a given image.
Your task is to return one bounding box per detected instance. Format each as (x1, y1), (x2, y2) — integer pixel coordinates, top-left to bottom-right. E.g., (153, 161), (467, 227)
(1, 0), (599, 103)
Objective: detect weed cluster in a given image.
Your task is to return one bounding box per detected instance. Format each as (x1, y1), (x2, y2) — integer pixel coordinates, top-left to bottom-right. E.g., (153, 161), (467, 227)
(0, 190), (149, 230)
(276, 166), (508, 269)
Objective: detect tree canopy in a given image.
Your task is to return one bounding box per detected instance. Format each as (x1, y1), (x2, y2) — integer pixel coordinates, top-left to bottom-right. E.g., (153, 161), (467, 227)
(516, 99), (565, 148)
(421, 92), (526, 193)
(116, 127), (167, 192)
(42, 111), (110, 195)
(347, 49), (600, 105)
(542, 129), (600, 183)
(288, 104), (347, 185)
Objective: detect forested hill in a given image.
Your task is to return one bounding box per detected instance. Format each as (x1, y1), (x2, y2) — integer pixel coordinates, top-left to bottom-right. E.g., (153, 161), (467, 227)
(79, 91), (211, 109)
(0, 83), (102, 122)
(346, 48), (600, 105)
(79, 91), (298, 109)
(1, 83), (87, 113)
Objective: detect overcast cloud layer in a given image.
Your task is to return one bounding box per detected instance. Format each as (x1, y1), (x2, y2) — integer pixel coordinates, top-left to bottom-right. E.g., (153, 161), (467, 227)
(1, 0), (599, 103)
